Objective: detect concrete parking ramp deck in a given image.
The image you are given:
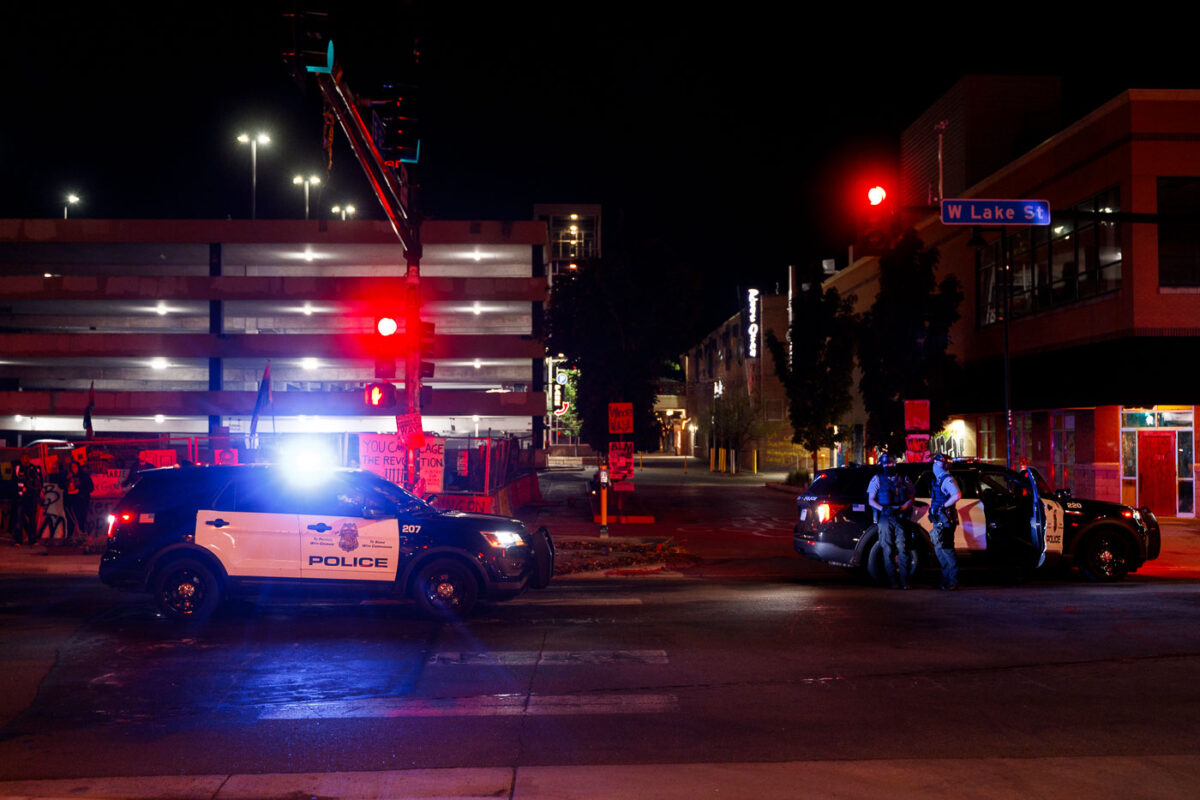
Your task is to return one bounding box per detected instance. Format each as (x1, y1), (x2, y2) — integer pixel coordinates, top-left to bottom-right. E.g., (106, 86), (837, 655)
(2, 756), (1199, 799)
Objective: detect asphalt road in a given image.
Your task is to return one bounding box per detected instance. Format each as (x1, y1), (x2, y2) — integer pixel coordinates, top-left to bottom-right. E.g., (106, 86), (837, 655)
(2, 460), (1199, 798)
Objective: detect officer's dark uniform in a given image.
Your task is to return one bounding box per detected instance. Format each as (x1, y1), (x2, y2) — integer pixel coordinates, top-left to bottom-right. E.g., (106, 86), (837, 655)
(929, 454), (961, 589)
(870, 456), (912, 589)
(13, 455), (42, 546)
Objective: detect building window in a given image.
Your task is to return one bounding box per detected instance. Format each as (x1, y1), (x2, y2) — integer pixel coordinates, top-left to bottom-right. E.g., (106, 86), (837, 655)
(1179, 431), (1194, 515)
(1050, 412), (1075, 493)
(1158, 178), (1200, 287)
(978, 415), (997, 463)
(1013, 412), (1034, 466)
(977, 188), (1121, 326)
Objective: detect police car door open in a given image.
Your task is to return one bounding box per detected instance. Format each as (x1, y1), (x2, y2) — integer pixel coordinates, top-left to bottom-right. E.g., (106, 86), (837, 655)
(1025, 467), (1064, 568)
(299, 484), (400, 582)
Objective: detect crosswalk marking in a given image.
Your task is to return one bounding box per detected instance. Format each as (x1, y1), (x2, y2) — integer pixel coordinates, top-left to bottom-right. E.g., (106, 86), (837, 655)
(258, 693), (678, 719)
(427, 650), (669, 666)
(508, 596), (643, 606)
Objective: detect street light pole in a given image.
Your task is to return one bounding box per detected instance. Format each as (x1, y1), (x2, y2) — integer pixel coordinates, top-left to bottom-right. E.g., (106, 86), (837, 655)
(331, 204), (356, 221)
(237, 133), (270, 219)
(293, 175), (321, 219)
(63, 193), (80, 219)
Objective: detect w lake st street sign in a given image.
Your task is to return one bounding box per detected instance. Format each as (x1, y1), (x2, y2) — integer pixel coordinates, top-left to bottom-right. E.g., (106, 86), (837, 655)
(941, 198), (1051, 226)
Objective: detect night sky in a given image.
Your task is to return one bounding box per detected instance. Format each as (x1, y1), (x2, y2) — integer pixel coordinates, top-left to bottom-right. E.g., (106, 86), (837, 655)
(5, 5), (1197, 337)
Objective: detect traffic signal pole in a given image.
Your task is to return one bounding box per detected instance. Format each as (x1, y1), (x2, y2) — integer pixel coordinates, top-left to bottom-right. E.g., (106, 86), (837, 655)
(313, 68), (419, 260)
(311, 60), (425, 418)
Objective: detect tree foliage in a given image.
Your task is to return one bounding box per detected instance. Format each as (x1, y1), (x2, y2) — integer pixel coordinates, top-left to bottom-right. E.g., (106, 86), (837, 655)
(858, 229), (963, 454)
(709, 387), (761, 472)
(765, 272), (857, 471)
(546, 241), (693, 452)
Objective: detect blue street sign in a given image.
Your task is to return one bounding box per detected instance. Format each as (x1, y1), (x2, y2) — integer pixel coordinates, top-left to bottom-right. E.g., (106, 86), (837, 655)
(940, 198), (1051, 226)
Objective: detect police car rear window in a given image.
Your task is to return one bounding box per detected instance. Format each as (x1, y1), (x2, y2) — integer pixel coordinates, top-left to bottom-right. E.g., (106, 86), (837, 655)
(119, 469), (227, 511)
(808, 469), (876, 498)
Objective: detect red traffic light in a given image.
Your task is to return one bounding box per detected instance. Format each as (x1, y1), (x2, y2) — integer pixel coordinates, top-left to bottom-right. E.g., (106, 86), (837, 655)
(868, 185), (887, 206)
(364, 382), (397, 408)
(376, 316), (399, 337)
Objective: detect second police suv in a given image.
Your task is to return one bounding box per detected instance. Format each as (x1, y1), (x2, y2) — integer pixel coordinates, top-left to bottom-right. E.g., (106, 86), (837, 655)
(99, 463), (554, 620)
(794, 459), (1160, 585)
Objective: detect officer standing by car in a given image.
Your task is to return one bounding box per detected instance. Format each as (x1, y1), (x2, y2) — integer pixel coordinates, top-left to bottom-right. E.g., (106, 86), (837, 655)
(927, 453), (962, 590)
(867, 452), (914, 589)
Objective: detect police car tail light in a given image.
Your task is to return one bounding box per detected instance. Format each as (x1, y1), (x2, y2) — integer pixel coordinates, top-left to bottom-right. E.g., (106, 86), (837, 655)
(107, 511), (134, 539)
(816, 502), (845, 524)
(481, 531), (525, 548)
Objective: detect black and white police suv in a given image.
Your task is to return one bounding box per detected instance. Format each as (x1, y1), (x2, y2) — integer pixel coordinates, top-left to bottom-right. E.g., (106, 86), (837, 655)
(99, 464), (554, 620)
(794, 461), (1161, 585)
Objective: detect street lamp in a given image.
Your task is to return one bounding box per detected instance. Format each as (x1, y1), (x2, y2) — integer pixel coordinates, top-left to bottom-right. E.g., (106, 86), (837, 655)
(63, 193), (80, 219)
(293, 174), (321, 219)
(236, 132), (270, 219)
(331, 204), (356, 221)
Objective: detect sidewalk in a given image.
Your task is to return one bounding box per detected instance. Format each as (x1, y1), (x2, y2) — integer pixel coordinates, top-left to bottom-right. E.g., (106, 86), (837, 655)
(2, 755), (1198, 799)
(0, 544), (100, 576)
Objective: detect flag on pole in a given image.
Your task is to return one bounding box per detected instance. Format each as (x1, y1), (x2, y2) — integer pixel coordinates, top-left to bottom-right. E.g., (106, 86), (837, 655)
(249, 362), (272, 445)
(83, 381), (95, 439)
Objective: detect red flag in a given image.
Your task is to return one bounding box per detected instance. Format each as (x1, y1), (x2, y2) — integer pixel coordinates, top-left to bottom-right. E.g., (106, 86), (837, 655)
(249, 362), (271, 440)
(83, 381), (95, 439)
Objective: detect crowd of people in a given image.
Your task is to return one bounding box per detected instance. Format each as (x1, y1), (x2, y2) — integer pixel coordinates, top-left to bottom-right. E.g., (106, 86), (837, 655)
(5, 452), (94, 547)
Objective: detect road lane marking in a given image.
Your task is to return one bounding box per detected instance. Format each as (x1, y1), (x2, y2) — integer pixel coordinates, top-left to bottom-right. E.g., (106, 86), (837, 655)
(427, 650), (669, 666)
(508, 596), (643, 606)
(258, 692), (678, 718)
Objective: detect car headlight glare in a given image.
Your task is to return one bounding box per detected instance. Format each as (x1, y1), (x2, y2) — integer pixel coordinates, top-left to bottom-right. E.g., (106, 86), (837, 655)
(481, 530), (525, 548)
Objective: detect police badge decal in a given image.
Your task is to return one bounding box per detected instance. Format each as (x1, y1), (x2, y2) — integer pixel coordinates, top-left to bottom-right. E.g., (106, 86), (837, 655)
(338, 522), (360, 553)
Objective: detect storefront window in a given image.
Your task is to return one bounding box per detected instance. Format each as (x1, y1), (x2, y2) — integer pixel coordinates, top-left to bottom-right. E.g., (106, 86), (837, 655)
(1122, 408), (1158, 428)
(1179, 431), (1194, 516)
(1122, 430), (1137, 477)
(978, 415), (997, 463)
(1159, 410), (1194, 427)
(1121, 406), (1195, 518)
(1052, 413), (1075, 493)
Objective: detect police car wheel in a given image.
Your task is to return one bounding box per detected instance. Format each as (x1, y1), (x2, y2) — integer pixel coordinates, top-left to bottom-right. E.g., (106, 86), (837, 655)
(413, 560), (478, 619)
(1077, 531), (1130, 582)
(154, 558), (221, 620)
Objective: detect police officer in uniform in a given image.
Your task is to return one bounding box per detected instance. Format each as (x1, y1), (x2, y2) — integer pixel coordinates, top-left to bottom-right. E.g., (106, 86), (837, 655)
(13, 451), (43, 547)
(927, 453), (962, 590)
(867, 452), (914, 589)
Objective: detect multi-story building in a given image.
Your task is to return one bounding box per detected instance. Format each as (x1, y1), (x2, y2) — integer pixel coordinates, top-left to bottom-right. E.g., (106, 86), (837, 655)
(534, 203), (602, 448)
(0, 218), (547, 454)
(827, 87), (1200, 517)
(533, 203), (601, 287)
(682, 285), (805, 471)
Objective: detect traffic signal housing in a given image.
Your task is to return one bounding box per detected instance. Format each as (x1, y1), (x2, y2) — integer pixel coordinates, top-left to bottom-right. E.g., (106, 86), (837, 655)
(856, 184), (895, 258)
(364, 382), (397, 409)
(368, 85), (421, 165)
(374, 314), (399, 379)
(418, 320), (435, 379)
(281, 9), (330, 88)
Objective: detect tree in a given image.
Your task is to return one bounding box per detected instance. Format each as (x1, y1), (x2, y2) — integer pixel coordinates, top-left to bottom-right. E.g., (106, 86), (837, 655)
(546, 240), (695, 452)
(857, 229), (963, 455)
(765, 271), (857, 473)
(710, 386), (760, 473)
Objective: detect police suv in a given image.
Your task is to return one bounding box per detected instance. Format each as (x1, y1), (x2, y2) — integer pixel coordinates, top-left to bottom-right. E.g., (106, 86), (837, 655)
(794, 461), (1160, 585)
(99, 464), (554, 620)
